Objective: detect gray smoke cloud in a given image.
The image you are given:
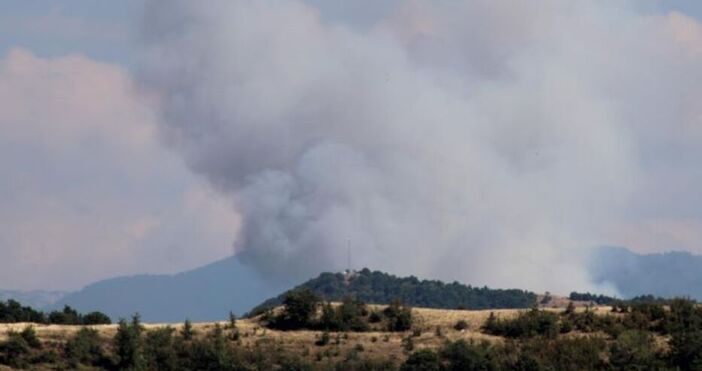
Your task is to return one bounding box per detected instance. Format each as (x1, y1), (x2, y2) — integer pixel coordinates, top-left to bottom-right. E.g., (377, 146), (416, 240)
(137, 0), (702, 293)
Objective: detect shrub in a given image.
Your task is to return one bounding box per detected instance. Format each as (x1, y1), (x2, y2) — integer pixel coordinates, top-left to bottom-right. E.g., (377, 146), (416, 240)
(368, 310), (383, 323)
(144, 327), (177, 371)
(315, 331), (330, 346)
(65, 327), (105, 367)
(402, 336), (414, 353)
(669, 330), (702, 370)
(482, 308), (558, 338)
(0, 331), (30, 368)
(20, 326), (41, 348)
(335, 297), (369, 331)
(385, 301), (413, 332)
(401, 349), (441, 371)
(516, 336), (607, 370)
(187, 324), (232, 370)
(439, 340), (494, 371)
(453, 320), (469, 331)
(609, 330), (664, 369)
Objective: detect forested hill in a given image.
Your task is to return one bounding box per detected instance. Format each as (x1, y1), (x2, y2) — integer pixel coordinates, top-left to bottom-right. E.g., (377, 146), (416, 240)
(250, 268), (536, 315)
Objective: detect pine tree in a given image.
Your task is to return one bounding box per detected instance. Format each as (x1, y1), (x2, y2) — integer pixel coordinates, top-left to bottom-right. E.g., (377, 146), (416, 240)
(181, 318), (196, 340)
(114, 314), (145, 370)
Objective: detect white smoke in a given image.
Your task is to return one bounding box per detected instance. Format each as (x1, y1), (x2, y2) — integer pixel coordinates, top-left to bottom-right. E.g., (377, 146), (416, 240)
(137, 0), (702, 293)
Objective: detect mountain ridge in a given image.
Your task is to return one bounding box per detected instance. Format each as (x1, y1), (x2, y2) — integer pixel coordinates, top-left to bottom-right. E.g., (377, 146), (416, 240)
(51, 255), (285, 322)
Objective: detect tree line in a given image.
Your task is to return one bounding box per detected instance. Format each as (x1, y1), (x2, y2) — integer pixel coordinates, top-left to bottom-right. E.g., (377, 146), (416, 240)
(0, 300), (111, 325)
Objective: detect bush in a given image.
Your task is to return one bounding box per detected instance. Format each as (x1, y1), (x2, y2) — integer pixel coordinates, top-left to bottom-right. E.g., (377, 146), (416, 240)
(187, 324), (232, 370)
(517, 336), (607, 370)
(483, 308), (558, 338)
(669, 330), (702, 370)
(440, 340), (494, 371)
(453, 320), (469, 331)
(315, 331), (330, 346)
(335, 297), (370, 331)
(144, 327), (177, 371)
(20, 326), (41, 348)
(401, 349), (440, 371)
(385, 301), (413, 332)
(0, 331), (31, 368)
(65, 327), (106, 367)
(369, 310), (383, 323)
(609, 330), (664, 369)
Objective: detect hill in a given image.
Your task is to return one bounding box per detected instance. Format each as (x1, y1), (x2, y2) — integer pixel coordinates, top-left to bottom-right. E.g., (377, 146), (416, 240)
(0, 290), (66, 309)
(250, 268), (537, 315)
(589, 246), (702, 300)
(51, 255), (285, 323)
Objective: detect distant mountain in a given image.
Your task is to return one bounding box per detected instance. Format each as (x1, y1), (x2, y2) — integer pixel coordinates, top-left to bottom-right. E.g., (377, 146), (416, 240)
(589, 246), (702, 300)
(51, 255), (286, 323)
(250, 268), (537, 315)
(0, 290), (66, 308)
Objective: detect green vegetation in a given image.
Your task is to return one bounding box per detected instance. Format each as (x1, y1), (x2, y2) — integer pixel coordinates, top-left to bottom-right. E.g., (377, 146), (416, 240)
(0, 299), (111, 325)
(266, 289), (414, 332)
(65, 327), (108, 368)
(3, 300), (702, 369)
(250, 268), (536, 315)
(3, 282), (702, 369)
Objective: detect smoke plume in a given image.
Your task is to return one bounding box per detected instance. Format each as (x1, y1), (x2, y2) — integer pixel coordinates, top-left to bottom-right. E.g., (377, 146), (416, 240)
(137, 1), (702, 293)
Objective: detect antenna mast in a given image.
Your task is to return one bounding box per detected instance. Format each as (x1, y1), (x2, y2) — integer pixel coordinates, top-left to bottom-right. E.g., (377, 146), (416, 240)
(347, 239), (351, 272)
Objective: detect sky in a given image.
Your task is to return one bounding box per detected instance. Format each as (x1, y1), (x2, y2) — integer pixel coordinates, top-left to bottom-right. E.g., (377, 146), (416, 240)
(1, 1), (702, 293)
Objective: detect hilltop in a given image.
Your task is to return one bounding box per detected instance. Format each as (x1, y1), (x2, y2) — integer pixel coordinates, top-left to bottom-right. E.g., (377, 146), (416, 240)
(250, 268), (537, 315)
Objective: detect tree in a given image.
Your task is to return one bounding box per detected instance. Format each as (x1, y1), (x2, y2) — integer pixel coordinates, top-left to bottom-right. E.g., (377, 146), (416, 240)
(48, 305), (80, 324)
(181, 318), (196, 340)
(278, 289), (320, 329)
(82, 311), (112, 325)
(114, 314), (145, 370)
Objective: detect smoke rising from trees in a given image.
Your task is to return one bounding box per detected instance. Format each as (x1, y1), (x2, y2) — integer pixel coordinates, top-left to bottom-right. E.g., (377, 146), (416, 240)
(137, 0), (702, 293)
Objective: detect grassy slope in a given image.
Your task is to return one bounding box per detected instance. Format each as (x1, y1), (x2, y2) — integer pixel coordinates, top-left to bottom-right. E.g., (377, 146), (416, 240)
(0, 304), (615, 366)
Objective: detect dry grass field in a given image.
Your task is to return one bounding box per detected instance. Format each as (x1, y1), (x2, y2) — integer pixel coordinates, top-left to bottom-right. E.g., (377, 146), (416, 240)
(0, 303), (616, 367)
